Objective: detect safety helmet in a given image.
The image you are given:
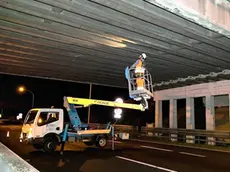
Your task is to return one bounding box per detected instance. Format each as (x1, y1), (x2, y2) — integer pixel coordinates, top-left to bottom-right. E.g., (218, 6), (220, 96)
(140, 53), (147, 60)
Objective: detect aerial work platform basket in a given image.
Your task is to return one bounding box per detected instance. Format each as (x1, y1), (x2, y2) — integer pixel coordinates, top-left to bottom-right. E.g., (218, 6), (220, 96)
(125, 65), (154, 102)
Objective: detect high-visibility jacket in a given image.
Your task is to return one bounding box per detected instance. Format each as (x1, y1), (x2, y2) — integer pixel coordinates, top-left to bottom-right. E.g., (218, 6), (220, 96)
(134, 59), (145, 73)
(136, 59), (142, 69)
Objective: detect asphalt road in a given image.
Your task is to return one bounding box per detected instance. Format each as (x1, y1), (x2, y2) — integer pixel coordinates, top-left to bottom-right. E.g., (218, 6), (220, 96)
(0, 126), (230, 172)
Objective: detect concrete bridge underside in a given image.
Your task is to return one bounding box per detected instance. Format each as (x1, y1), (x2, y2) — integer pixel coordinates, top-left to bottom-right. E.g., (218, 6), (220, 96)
(0, 0), (230, 89)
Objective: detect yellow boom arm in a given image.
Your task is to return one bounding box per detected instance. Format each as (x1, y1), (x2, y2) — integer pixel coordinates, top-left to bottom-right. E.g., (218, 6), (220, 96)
(66, 97), (145, 111)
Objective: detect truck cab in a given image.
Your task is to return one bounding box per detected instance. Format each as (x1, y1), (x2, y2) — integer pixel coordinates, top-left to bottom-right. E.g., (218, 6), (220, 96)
(21, 108), (64, 151)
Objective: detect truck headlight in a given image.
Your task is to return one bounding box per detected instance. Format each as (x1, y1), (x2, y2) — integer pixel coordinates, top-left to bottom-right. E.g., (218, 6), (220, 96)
(20, 132), (23, 139)
(28, 128), (32, 138)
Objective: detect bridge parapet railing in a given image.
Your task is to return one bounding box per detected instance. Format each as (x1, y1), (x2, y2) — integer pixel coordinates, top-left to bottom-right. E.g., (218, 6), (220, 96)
(115, 126), (230, 146)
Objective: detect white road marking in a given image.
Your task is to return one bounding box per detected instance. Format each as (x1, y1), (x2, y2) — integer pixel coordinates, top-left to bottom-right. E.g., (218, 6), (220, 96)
(130, 139), (230, 154)
(141, 145), (173, 152)
(116, 156), (177, 172)
(179, 152), (206, 158)
(108, 140), (122, 144)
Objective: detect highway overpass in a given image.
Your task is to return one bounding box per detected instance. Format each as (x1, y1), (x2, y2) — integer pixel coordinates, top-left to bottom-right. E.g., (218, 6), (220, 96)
(1, 0), (230, 137)
(0, 0), (230, 89)
(1, 1), (230, 171)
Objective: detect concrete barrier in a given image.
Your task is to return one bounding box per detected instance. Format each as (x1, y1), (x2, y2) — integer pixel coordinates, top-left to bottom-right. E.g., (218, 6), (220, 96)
(0, 142), (39, 172)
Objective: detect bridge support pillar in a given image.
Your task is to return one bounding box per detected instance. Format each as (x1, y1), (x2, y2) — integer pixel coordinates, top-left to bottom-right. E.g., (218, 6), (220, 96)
(186, 97), (195, 143)
(155, 100), (162, 128)
(170, 99), (177, 142)
(205, 95), (215, 145)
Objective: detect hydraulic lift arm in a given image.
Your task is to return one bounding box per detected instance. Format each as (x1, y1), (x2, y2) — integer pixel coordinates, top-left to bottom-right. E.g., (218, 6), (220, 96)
(66, 97), (145, 111)
(63, 96), (147, 130)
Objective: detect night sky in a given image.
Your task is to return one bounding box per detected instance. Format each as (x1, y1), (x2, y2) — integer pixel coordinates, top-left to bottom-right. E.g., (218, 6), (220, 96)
(0, 74), (154, 126)
(0, 74), (207, 128)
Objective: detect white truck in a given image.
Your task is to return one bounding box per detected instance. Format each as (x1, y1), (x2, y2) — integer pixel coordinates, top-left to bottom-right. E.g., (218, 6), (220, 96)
(20, 96), (147, 153)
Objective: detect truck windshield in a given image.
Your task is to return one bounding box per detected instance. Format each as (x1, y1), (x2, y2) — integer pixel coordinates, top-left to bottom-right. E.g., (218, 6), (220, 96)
(24, 110), (38, 124)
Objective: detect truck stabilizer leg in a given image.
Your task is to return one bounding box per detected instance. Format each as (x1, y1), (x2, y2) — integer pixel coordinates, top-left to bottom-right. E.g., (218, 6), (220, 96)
(112, 126), (115, 150)
(60, 142), (66, 155)
(60, 124), (69, 155)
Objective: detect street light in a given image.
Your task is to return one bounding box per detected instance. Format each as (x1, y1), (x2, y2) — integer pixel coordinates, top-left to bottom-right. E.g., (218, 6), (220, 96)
(114, 98), (123, 120)
(114, 109), (122, 119)
(18, 87), (25, 92)
(17, 86), (35, 108)
(115, 98), (123, 103)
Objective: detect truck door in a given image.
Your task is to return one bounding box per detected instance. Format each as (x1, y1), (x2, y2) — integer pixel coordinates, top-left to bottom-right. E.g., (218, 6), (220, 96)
(35, 111), (61, 138)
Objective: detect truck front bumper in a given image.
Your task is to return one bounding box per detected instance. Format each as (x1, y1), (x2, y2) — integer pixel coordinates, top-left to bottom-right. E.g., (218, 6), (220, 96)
(20, 133), (42, 145)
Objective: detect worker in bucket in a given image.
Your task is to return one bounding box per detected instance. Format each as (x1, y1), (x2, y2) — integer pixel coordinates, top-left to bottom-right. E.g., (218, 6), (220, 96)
(131, 53), (147, 90)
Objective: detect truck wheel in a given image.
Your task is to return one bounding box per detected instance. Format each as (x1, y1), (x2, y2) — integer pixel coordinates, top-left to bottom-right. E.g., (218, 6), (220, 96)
(96, 136), (107, 148)
(33, 144), (43, 150)
(43, 138), (57, 153)
(84, 142), (95, 146)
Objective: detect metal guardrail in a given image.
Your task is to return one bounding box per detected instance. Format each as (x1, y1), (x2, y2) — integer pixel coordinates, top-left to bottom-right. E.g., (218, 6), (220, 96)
(140, 127), (230, 145)
(112, 126), (230, 146)
(142, 127), (230, 136)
